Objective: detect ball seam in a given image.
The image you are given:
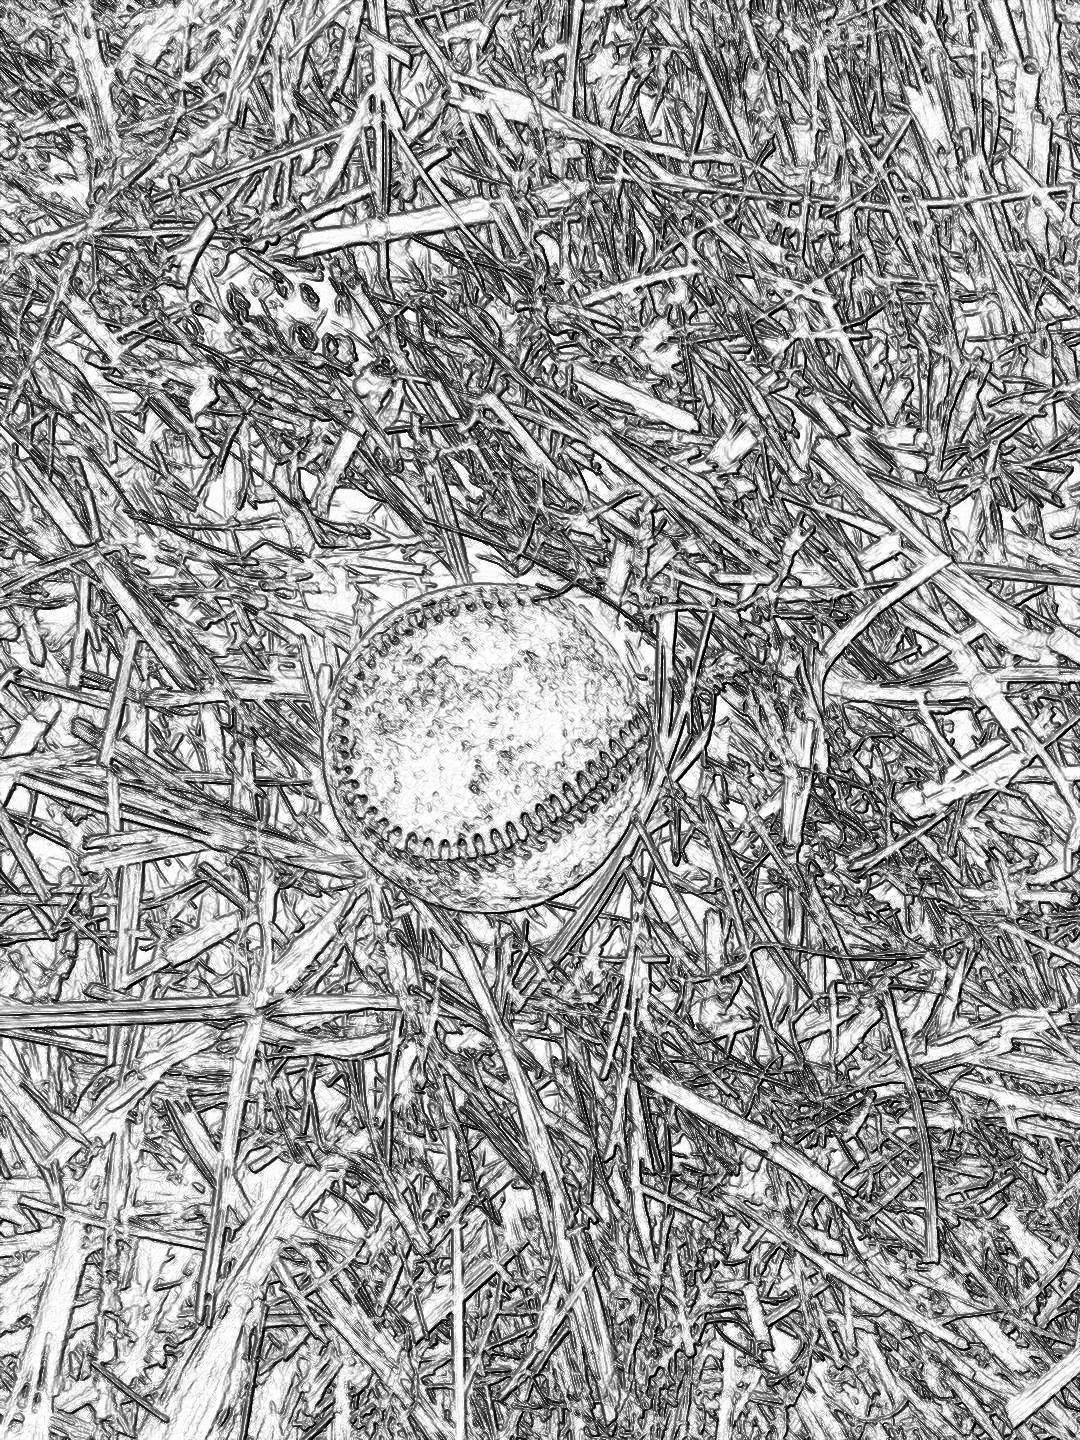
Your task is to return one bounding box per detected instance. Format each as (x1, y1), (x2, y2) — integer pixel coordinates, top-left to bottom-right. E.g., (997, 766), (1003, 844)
(325, 585), (650, 871)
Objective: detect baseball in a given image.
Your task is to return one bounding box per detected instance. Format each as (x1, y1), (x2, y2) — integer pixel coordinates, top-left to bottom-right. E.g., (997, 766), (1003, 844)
(322, 583), (651, 911)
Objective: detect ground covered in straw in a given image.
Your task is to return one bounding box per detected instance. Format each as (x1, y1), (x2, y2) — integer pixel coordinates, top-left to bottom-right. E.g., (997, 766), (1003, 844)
(2, 0), (1080, 1436)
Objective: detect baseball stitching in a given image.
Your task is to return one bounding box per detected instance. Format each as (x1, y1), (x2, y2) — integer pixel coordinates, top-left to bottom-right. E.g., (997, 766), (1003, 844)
(324, 586), (651, 878)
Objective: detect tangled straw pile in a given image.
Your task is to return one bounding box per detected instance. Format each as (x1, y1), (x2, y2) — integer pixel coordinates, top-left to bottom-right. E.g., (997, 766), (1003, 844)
(3, 0), (1080, 1435)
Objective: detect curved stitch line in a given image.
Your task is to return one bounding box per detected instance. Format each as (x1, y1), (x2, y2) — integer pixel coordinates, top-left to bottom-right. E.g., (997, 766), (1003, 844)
(332, 715), (649, 869)
(325, 587), (649, 868)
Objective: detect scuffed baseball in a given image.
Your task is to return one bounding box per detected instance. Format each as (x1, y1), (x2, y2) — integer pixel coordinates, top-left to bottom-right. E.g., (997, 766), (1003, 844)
(323, 584), (651, 911)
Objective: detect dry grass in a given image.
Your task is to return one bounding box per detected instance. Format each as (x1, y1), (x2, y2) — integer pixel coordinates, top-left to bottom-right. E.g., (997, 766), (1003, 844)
(2, 0), (1080, 1435)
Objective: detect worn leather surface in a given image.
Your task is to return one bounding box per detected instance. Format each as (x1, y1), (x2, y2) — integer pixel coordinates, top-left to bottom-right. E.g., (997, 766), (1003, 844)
(323, 584), (650, 909)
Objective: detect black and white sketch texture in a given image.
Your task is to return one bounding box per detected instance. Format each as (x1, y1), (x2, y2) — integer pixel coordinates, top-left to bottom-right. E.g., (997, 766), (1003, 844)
(324, 584), (651, 910)
(4, 1), (1080, 1437)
